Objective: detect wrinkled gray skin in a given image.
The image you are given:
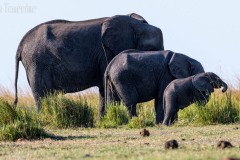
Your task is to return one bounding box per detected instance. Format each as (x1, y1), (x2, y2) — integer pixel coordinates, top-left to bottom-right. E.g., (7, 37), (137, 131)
(163, 72), (228, 126)
(104, 50), (205, 124)
(14, 13), (164, 118)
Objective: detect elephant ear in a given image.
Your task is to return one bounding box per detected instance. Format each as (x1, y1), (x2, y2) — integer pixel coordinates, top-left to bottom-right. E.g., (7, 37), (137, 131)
(168, 53), (191, 78)
(168, 53), (205, 78)
(188, 58), (205, 75)
(128, 13), (148, 23)
(192, 73), (214, 92)
(101, 15), (136, 55)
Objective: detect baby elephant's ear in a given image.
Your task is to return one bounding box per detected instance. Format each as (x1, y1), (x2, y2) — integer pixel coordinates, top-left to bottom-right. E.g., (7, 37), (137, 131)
(192, 73), (214, 92)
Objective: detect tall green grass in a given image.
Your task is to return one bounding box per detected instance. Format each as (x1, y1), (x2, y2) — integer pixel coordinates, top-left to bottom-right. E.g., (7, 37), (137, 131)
(40, 94), (94, 128)
(128, 104), (155, 128)
(99, 103), (129, 128)
(0, 99), (49, 141)
(0, 92), (96, 141)
(178, 91), (240, 125)
(0, 86), (240, 141)
(100, 91), (240, 127)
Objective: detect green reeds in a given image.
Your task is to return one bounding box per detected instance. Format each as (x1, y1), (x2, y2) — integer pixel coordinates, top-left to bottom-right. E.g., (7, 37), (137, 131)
(0, 99), (49, 141)
(179, 91), (240, 125)
(40, 93), (94, 128)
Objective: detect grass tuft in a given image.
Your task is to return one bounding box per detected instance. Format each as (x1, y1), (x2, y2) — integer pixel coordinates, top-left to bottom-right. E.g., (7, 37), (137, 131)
(0, 99), (17, 125)
(128, 104), (155, 128)
(0, 120), (47, 141)
(40, 93), (94, 128)
(0, 99), (50, 141)
(99, 103), (129, 128)
(178, 91), (240, 125)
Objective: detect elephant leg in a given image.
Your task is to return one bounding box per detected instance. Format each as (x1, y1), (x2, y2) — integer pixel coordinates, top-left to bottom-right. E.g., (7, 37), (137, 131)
(155, 81), (174, 124)
(169, 112), (179, 125)
(98, 86), (105, 121)
(106, 83), (120, 104)
(155, 91), (165, 124)
(172, 113), (178, 124)
(163, 113), (174, 126)
(163, 110), (177, 126)
(131, 104), (137, 117)
(29, 67), (55, 112)
(28, 69), (46, 112)
(118, 85), (138, 118)
(163, 97), (178, 126)
(32, 94), (42, 112)
(125, 103), (137, 118)
(29, 85), (42, 112)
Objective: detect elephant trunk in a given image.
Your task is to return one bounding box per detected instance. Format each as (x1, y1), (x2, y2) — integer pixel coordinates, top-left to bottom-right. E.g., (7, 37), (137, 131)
(221, 81), (228, 93)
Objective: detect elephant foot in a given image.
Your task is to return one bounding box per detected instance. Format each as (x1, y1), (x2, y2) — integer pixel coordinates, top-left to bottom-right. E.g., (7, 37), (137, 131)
(155, 117), (164, 124)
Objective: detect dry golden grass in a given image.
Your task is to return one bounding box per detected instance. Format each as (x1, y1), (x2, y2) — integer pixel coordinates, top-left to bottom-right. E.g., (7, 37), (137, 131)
(0, 85), (34, 107)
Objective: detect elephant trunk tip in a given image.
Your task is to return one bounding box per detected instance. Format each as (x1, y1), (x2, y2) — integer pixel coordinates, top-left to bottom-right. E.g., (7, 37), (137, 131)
(222, 88), (227, 93)
(221, 82), (228, 93)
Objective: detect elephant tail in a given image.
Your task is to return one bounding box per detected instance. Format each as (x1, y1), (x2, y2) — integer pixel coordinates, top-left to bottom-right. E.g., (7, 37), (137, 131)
(13, 54), (21, 108)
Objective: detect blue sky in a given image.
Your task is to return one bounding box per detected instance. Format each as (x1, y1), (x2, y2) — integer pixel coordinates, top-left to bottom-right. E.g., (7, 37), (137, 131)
(0, 0), (240, 92)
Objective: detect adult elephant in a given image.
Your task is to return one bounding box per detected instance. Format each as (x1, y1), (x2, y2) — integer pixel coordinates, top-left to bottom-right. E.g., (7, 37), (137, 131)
(14, 13), (164, 119)
(104, 50), (205, 124)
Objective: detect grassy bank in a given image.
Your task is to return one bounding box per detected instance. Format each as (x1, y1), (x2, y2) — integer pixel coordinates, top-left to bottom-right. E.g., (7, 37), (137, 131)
(0, 86), (239, 141)
(0, 86), (239, 159)
(0, 125), (239, 160)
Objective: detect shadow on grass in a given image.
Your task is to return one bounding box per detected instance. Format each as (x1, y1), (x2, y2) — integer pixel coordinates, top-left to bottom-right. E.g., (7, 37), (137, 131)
(47, 134), (97, 141)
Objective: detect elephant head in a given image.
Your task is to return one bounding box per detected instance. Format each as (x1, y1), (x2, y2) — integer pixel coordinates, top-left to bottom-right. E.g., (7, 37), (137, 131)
(101, 14), (164, 56)
(192, 72), (228, 93)
(168, 52), (205, 78)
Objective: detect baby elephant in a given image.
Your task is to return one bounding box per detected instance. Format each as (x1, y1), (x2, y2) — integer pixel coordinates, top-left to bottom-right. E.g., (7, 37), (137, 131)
(163, 72), (228, 126)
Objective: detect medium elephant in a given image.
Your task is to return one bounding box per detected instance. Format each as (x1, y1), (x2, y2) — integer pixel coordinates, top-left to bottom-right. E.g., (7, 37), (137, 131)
(162, 72), (228, 126)
(14, 13), (164, 116)
(104, 50), (205, 124)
